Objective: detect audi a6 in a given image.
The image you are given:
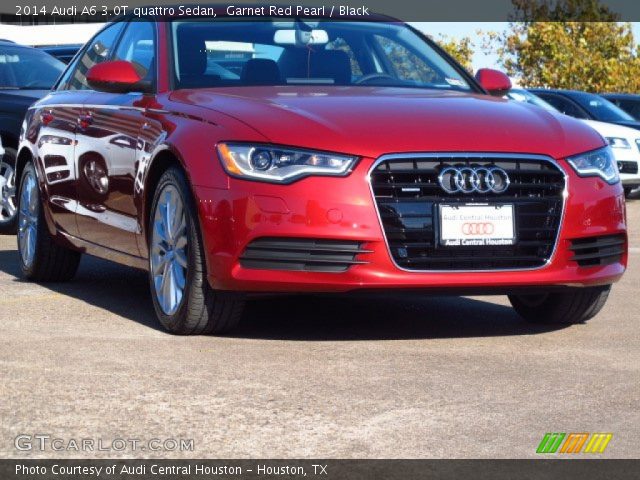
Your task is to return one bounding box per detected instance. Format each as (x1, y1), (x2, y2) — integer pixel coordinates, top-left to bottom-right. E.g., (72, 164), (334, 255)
(16, 14), (627, 334)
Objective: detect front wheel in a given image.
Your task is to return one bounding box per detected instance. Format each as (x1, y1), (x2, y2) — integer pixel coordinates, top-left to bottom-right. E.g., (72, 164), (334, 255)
(624, 186), (637, 198)
(17, 162), (81, 281)
(148, 167), (245, 335)
(508, 286), (611, 325)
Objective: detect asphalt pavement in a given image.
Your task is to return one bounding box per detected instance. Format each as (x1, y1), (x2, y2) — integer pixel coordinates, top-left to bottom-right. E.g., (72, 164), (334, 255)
(1, 196), (639, 459)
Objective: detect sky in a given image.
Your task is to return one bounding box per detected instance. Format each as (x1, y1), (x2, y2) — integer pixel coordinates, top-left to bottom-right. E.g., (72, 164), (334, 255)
(411, 22), (640, 71)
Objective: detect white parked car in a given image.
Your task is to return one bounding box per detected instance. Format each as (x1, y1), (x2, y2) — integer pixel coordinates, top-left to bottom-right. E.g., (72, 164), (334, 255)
(508, 89), (640, 197)
(0, 135), (18, 233)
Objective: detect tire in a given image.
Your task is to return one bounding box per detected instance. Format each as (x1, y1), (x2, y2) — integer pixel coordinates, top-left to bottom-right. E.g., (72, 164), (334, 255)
(508, 285), (611, 325)
(148, 166), (244, 335)
(17, 162), (81, 281)
(624, 186), (636, 198)
(0, 147), (18, 234)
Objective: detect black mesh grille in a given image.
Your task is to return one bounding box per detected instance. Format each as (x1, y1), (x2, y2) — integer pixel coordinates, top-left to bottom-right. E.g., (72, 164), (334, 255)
(370, 156), (566, 270)
(569, 234), (625, 267)
(617, 160), (639, 175)
(240, 238), (371, 272)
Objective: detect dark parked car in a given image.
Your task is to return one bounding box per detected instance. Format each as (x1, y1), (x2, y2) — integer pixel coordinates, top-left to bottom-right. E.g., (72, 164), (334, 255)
(601, 93), (640, 121)
(38, 44), (82, 64)
(0, 39), (65, 233)
(529, 89), (640, 131)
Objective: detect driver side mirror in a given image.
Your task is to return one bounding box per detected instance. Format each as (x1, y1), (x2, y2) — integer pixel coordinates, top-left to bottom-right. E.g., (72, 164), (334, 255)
(86, 60), (151, 94)
(475, 68), (512, 97)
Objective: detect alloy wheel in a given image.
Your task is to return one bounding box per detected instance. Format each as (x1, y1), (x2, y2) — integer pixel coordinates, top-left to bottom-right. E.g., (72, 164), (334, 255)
(18, 170), (38, 268)
(0, 160), (16, 224)
(150, 184), (188, 316)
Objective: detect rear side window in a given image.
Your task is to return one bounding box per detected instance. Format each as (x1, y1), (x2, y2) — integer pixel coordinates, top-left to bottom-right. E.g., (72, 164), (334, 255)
(538, 94), (589, 119)
(616, 99), (640, 120)
(58, 22), (125, 91)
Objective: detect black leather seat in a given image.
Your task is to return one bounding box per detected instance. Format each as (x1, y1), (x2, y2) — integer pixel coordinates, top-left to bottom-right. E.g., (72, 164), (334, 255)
(278, 49), (352, 85)
(241, 58), (282, 85)
(176, 33), (216, 88)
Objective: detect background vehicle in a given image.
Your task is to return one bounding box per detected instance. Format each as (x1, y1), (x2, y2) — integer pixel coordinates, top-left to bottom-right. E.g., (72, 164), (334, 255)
(530, 88), (640, 131)
(508, 89), (640, 197)
(0, 39), (64, 234)
(37, 44), (82, 64)
(16, 17), (626, 335)
(601, 93), (640, 121)
(0, 135), (12, 229)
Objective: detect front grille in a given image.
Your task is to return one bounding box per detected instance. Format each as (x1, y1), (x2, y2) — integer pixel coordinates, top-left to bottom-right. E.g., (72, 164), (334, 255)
(617, 160), (639, 174)
(370, 155), (566, 270)
(239, 237), (371, 272)
(569, 234), (625, 267)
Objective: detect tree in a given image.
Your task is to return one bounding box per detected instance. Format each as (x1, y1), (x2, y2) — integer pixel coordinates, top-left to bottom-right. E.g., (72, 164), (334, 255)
(483, 0), (640, 92)
(437, 35), (475, 72)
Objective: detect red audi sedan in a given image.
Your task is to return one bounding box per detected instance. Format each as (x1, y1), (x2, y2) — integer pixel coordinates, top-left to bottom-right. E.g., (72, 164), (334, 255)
(16, 15), (627, 334)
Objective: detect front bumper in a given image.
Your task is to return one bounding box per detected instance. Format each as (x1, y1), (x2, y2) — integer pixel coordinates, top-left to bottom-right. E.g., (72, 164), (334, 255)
(195, 156), (627, 293)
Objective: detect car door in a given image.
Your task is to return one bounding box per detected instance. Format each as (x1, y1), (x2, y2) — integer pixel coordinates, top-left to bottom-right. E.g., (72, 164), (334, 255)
(31, 91), (87, 238)
(74, 21), (156, 256)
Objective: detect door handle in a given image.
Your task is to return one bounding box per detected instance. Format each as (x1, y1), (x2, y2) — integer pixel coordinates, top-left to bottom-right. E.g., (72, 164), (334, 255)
(77, 113), (93, 130)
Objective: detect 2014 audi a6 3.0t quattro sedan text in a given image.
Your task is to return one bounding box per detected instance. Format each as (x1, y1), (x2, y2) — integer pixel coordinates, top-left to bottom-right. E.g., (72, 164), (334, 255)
(16, 15), (627, 334)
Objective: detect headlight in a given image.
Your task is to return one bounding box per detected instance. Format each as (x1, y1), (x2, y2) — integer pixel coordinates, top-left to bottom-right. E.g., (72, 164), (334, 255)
(567, 146), (620, 184)
(217, 143), (357, 183)
(605, 137), (631, 149)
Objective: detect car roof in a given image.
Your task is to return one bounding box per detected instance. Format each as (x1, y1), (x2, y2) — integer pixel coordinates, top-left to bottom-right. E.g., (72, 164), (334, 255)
(528, 88), (602, 100)
(601, 93), (640, 100)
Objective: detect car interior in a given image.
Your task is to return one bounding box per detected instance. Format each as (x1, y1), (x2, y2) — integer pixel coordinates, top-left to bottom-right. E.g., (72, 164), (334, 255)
(171, 20), (470, 91)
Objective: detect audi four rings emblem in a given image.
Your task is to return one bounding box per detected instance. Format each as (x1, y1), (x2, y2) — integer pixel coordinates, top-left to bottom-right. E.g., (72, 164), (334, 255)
(462, 223), (495, 235)
(438, 166), (510, 194)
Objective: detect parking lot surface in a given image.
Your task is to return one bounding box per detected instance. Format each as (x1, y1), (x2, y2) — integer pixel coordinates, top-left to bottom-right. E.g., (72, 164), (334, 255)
(1, 196), (639, 458)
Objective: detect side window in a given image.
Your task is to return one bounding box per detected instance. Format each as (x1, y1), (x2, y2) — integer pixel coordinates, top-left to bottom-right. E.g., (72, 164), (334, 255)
(541, 94), (589, 119)
(325, 37), (363, 77)
(58, 22), (125, 91)
(619, 100), (640, 120)
(373, 34), (438, 84)
(113, 21), (156, 81)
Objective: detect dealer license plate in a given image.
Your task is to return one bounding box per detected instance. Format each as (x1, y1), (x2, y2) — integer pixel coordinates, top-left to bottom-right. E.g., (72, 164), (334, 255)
(439, 204), (515, 246)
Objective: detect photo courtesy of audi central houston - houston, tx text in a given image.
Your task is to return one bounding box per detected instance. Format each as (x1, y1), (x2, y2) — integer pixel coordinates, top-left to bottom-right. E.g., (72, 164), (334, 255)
(1, 0), (639, 478)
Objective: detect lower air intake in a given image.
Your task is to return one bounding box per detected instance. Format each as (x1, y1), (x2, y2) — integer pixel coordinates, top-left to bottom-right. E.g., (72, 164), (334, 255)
(240, 238), (371, 272)
(569, 234), (626, 267)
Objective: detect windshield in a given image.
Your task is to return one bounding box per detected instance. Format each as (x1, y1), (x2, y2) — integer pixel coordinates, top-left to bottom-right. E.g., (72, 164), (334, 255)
(170, 20), (472, 91)
(507, 89), (558, 113)
(0, 45), (65, 89)
(573, 93), (635, 122)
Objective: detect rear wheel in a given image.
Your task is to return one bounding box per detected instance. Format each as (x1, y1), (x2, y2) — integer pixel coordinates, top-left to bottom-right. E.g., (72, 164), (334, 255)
(0, 146), (17, 234)
(148, 167), (244, 335)
(624, 186), (636, 198)
(508, 286), (611, 325)
(17, 162), (81, 281)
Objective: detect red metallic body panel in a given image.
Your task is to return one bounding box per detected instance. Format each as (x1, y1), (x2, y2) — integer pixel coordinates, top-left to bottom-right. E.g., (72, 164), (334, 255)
(194, 158), (626, 292)
(18, 21), (627, 296)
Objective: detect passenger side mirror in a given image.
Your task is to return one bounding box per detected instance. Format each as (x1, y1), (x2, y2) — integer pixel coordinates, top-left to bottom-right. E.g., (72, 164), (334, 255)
(475, 68), (512, 97)
(86, 60), (151, 94)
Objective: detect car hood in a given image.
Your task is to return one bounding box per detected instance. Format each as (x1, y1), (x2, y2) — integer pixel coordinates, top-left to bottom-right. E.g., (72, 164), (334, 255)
(0, 89), (50, 114)
(170, 86), (605, 159)
(609, 120), (640, 131)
